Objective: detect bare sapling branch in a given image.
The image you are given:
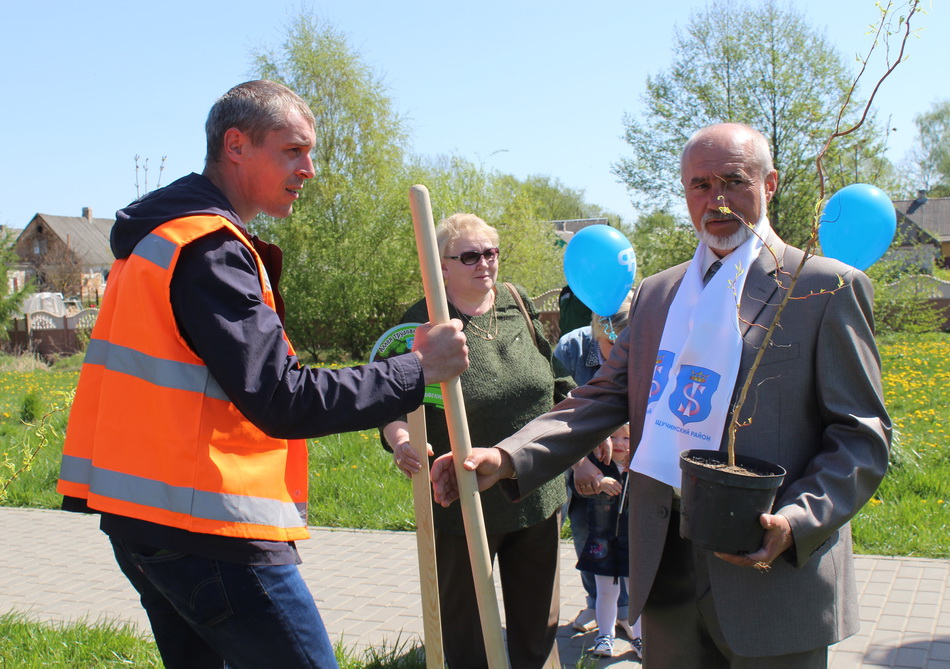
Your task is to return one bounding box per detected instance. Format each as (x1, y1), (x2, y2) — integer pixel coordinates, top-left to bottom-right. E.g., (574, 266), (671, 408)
(724, 0), (922, 466)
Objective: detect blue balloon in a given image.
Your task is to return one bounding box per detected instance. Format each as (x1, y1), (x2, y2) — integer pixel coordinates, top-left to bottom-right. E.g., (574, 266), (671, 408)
(563, 225), (636, 316)
(819, 183), (896, 271)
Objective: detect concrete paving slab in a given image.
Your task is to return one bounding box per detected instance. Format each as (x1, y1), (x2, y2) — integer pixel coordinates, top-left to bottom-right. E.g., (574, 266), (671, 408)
(3, 507), (950, 667)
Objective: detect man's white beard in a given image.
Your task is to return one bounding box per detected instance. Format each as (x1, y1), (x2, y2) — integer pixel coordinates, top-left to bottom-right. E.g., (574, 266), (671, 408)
(694, 201), (768, 252)
(695, 220), (753, 252)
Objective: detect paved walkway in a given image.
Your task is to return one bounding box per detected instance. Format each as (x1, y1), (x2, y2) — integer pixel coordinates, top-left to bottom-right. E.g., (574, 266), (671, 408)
(2, 507), (949, 668)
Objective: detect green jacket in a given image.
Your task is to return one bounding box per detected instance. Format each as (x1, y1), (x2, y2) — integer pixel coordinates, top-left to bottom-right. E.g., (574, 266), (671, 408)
(387, 283), (573, 535)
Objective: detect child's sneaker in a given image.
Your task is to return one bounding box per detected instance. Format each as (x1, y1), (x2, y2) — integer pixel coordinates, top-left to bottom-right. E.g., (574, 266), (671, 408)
(631, 636), (643, 660)
(591, 634), (614, 658)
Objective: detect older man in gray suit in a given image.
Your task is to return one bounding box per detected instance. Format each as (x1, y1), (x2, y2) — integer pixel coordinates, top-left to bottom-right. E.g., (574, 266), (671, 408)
(432, 123), (890, 668)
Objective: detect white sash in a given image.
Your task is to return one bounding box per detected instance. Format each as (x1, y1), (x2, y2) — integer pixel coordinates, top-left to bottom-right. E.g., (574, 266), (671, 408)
(630, 219), (769, 490)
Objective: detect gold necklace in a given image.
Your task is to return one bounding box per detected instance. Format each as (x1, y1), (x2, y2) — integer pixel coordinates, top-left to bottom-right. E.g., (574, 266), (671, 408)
(457, 299), (498, 341)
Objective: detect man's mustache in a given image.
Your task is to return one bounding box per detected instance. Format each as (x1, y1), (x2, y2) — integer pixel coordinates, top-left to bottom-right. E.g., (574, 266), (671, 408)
(701, 210), (742, 224)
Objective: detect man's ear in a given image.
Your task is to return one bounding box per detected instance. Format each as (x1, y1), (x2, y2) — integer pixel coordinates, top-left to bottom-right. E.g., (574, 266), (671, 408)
(222, 127), (246, 163)
(764, 169), (779, 202)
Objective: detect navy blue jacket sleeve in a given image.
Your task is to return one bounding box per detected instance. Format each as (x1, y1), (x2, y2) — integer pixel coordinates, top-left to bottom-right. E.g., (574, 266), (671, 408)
(170, 230), (426, 440)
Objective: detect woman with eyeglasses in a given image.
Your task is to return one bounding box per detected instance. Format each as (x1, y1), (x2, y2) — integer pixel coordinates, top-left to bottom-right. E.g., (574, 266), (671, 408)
(381, 213), (575, 669)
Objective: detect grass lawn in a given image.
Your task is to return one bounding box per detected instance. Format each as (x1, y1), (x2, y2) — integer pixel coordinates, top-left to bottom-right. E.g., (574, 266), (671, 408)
(0, 611), (430, 669)
(3, 333), (948, 555)
(851, 333), (950, 557)
(0, 612), (162, 668)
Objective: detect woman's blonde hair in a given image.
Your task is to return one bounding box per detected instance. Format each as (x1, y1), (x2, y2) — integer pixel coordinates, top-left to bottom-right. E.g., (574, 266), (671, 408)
(591, 289), (634, 343)
(436, 213), (500, 257)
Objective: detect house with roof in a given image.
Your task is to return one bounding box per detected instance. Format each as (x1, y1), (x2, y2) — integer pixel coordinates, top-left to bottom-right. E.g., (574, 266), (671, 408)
(893, 192), (950, 269)
(13, 207), (114, 304)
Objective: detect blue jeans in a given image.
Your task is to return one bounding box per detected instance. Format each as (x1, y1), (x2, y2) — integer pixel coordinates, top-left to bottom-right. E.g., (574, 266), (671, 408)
(111, 537), (338, 669)
(566, 478), (628, 617)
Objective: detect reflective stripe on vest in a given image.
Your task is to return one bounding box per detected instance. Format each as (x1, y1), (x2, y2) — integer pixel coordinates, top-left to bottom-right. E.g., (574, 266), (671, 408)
(84, 339), (229, 401)
(133, 232), (178, 270)
(60, 454), (306, 527)
(131, 231), (272, 292)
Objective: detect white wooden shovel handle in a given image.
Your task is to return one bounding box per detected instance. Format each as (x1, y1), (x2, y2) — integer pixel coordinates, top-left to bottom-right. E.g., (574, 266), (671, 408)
(407, 406), (444, 668)
(408, 184), (509, 669)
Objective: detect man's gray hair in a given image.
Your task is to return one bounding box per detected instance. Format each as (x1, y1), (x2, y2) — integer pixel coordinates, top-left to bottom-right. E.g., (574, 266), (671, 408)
(680, 123), (774, 179)
(205, 80), (316, 164)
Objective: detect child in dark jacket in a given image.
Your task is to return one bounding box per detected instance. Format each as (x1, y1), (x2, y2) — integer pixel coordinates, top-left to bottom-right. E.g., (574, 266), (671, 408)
(576, 423), (642, 659)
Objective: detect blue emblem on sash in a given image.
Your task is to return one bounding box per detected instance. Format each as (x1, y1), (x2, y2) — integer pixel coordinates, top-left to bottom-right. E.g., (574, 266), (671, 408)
(669, 365), (721, 425)
(648, 350), (675, 407)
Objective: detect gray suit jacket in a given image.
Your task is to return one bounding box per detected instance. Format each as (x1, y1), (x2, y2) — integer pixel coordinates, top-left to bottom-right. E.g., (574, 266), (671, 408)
(497, 233), (890, 656)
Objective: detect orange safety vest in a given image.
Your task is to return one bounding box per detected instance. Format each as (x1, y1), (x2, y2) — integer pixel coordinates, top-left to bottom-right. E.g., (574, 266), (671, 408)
(58, 215), (309, 542)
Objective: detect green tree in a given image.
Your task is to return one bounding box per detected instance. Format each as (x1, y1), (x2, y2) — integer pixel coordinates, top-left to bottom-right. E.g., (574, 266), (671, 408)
(906, 100), (950, 197)
(517, 175), (608, 223)
(613, 0), (896, 246)
(252, 14), (417, 360)
(408, 155), (573, 295)
(251, 15), (615, 358)
(408, 154), (497, 223)
(0, 228), (30, 339)
(623, 209), (696, 280)
(492, 174), (571, 295)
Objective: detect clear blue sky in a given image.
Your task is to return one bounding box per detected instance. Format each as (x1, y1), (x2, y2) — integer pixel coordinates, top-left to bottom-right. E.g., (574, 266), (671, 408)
(0, 0), (943, 229)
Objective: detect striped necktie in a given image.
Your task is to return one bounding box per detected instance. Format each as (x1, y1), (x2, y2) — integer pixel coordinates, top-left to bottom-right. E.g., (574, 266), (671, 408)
(703, 260), (722, 285)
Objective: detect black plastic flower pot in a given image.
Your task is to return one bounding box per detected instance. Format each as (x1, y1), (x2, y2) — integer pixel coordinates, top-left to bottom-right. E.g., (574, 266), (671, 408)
(678, 449), (786, 554)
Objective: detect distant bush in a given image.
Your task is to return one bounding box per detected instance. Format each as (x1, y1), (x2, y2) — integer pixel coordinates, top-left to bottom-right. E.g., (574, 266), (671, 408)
(0, 352), (49, 373)
(873, 278), (946, 335)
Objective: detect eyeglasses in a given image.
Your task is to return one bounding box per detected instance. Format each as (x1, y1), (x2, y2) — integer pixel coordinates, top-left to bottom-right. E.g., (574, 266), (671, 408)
(446, 247), (500, 265)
